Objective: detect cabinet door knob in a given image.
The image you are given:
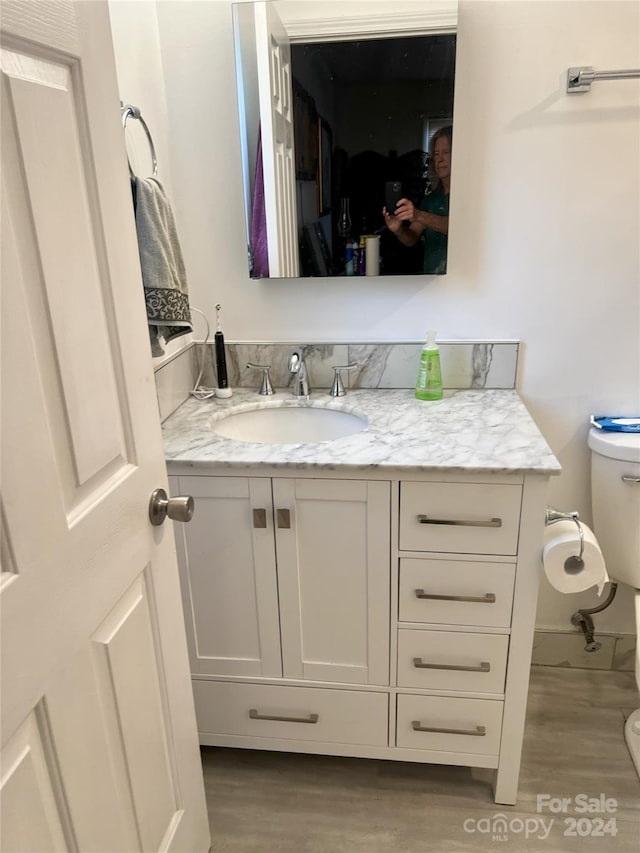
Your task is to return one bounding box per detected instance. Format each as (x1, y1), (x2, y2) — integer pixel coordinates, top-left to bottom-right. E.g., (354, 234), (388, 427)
(149, 488), (194, 526)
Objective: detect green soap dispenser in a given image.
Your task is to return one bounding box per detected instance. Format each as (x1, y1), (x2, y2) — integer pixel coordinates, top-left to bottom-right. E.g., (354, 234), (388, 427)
(415, 331), (443, 401)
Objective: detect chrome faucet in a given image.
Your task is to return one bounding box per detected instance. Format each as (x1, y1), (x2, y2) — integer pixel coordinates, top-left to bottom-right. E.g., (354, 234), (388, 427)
(288, 349), (309, 398)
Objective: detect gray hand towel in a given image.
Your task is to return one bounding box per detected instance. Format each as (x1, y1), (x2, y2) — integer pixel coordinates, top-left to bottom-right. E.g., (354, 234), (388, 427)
(134, 177), (192, 355)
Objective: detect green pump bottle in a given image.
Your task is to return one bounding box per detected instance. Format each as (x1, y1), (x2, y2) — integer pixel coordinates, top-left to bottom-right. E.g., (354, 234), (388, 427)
(415, 331), (443, 401)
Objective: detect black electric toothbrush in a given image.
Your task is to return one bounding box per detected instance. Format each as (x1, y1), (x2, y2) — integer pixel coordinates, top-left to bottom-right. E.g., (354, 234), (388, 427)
(214, 304), (232, 397)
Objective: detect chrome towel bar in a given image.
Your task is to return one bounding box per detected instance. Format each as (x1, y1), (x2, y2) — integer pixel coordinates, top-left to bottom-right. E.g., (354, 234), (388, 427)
(567, 66), (640, 93)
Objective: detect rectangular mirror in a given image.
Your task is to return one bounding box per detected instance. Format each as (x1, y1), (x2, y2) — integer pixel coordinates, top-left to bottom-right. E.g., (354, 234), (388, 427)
(233, 1), (457, 280)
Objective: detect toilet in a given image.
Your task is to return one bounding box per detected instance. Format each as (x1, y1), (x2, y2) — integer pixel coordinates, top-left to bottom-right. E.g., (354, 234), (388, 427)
(589, 426), (640, 774)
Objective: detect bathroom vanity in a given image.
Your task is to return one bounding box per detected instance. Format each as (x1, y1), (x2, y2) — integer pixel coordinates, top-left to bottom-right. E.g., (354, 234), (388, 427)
(163, 388), (560, 805)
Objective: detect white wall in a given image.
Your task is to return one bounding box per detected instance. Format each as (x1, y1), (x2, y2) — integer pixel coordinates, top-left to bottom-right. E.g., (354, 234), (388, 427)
(108, 0), (199, 364)
(108, 0), (173, 195)
(114, 0), (639, 633)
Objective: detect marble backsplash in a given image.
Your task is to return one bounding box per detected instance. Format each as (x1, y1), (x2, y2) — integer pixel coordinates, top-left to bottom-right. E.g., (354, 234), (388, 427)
(194, 341), (520, 392)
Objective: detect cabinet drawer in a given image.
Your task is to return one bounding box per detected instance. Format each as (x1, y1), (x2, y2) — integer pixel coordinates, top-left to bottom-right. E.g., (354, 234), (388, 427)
(399, 558), (515, 627)
(193, 680), (389, 747)
(396, 694), (503, 755)
(399, 482), (522, 555)
(397, 629), (508, 693)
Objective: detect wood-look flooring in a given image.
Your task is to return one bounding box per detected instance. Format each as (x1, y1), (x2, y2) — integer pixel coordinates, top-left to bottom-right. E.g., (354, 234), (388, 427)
(201, 667), (640, 852)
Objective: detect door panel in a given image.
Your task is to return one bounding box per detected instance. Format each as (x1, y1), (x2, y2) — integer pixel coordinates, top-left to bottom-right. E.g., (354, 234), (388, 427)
(43, 643), (140, 852)
(173, 476), (282, 678)
(91, 574), (179, 852)
(3, 47), (129, 490)
(274, 479), (391, 685)
(0, 713), (69, 853)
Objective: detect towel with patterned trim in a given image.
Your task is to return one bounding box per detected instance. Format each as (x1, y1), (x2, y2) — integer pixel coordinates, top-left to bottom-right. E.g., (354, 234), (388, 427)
(134, 176), (192, 356)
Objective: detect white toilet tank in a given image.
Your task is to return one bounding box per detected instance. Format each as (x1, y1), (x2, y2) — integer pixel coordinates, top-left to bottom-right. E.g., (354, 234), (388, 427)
(589, 428), (640, 589)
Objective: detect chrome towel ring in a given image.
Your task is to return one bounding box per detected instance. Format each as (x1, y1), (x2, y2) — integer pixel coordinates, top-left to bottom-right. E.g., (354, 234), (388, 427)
(120, 102), (158, 178)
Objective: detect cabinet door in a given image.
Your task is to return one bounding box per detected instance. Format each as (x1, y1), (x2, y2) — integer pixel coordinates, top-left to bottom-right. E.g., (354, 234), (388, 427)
(273, 479), (390, 685)
(172, 476), (282, 678)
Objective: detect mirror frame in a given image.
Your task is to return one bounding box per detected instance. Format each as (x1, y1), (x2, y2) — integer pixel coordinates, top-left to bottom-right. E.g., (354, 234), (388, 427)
(278, 1), (458, 44)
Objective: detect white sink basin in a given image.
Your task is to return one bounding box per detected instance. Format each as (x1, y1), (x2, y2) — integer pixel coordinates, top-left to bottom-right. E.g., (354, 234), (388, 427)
(211, 405), (367, 444)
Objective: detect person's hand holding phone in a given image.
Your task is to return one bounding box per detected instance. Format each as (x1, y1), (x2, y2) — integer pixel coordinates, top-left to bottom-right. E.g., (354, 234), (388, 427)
(393, 198), (416, 222)
(383, 197), (415, 232)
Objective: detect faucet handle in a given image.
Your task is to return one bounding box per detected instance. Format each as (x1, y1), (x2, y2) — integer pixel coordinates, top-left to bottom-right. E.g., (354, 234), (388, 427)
(246, 363), (275, 396)
(330, 363), (358, 397)
(288, 349), (303, 373)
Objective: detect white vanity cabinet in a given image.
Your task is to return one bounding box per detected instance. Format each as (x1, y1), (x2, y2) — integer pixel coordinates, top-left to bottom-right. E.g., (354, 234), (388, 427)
(395, 480), (519, 769)
(392, 475), (548, 805)
(169, 468), (548, 805)
(170, 474), (391, 749)
(163, 387), (559, 804)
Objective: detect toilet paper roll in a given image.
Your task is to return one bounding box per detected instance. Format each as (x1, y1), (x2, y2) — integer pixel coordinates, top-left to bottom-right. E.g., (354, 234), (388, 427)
(365, 236), (380, 276)
(543, 520), (609, 595)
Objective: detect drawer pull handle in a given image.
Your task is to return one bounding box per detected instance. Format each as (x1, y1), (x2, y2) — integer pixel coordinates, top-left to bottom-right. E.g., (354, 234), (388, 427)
(412, 721), (487, 737)
(621, 476), (640, 483)
(417, 514), (502, 528)
(252, 508), (267, 529)
(249, 708), (319, 725)
(413, 657), (491, 673)
(415, 589), (496, 604)
(277, 509), (291, 529)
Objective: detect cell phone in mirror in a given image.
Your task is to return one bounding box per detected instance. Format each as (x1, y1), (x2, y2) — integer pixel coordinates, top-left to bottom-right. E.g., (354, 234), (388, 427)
(385, 181), (403, 215)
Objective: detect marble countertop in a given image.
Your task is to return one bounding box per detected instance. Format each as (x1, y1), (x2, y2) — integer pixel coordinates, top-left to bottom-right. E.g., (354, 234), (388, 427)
(162, 388), (561, 475)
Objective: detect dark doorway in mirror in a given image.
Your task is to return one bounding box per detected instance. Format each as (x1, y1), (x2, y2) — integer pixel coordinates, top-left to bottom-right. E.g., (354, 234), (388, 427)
(291, 34), (456, 277)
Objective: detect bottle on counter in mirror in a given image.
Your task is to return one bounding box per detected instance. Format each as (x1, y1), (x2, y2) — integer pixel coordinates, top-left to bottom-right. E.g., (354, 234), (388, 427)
(345, 240), (355, 275)
(358, 236), (366, 275)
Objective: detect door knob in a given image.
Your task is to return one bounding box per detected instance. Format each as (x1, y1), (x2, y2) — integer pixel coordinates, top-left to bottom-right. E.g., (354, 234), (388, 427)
(149, 488), (194, 526)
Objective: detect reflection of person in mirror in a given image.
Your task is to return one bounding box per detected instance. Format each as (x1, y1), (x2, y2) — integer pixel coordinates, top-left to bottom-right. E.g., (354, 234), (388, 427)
(383, 126), (452, 274)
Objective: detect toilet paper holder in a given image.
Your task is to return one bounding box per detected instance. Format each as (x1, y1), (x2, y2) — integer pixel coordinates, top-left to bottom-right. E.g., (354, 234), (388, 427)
(545, 507), (619, 654)
(545, 507), (585, 562)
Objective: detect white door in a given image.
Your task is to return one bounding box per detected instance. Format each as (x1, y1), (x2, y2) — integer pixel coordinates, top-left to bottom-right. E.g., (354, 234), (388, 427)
(171, 475), (282, 680)
(273, 479), (391, 685)
(254, 0), (299, 277)
(0, 3), (209, 851)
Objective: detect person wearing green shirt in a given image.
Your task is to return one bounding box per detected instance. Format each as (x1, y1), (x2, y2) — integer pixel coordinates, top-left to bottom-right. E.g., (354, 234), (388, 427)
(382, 125), (452, 274)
